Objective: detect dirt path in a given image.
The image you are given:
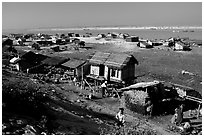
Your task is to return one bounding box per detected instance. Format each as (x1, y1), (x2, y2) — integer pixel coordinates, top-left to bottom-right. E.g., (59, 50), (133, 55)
(51, 83), (180, 135)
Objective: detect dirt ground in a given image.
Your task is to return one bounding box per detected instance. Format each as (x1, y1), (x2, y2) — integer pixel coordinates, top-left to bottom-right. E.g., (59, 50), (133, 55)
(48, 39), (202, 134)
(47, 38), (202, 93)
(5, 38), (202, 135)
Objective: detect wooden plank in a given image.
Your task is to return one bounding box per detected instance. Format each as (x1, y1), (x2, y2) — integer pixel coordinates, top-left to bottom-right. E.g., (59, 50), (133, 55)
(185, 96), (202, 103)
(84, 79), (95, 94)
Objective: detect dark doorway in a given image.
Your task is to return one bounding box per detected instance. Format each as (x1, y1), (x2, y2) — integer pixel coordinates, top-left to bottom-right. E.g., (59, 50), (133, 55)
(99, 65), (104, 76)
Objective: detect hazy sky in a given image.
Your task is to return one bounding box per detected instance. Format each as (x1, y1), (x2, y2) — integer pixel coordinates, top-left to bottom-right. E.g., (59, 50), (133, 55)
(2, 2), (202, 30)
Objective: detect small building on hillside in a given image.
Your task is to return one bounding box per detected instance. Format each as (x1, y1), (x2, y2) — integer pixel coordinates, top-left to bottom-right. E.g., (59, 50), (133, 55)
(75, 34), (80, 37)
(61, 59), (88, 79)
(87, 52), (138, 84)
(106, 33), (118, 39)
(152, 40), (163, 46)
(137, 41), (153, 48)
(2, 38), (13, 46)
(126, 36), (139, 42)
(10, 51), (47, 72)
(32, 42), (40, 50)
(2, 35), (8, 40)
(174, 42), (191, 51)
(9, 57), (21, 71)
(42, 56), (68, 67)
(97, 34), (106, 38)
(35, 40), (53, 46)
(10, 33), (23, 39)
(2, 45), (17, 54)
(119, 33), (130, 39)
(68, 33), (74, 37)
(50, 45), (60, 52)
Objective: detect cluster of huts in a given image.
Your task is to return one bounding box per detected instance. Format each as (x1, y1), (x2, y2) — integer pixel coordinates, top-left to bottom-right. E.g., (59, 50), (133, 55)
(3, 47), (139, 85)
(95, 32), (200, 51)
(2, 32), (86, 50)
(2, 33), (202, 118)
(2, 35), (139, 87)
(3, 31), (201, 54)
(96, 32), (139, 42)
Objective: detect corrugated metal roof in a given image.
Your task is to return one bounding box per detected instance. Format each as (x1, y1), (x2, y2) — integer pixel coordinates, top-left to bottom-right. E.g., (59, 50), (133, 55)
(61, 59), (85, 69)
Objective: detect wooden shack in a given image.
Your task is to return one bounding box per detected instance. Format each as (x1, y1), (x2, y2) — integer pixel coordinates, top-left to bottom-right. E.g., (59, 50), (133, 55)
(121, 81), (202, 116)
(138, 41), (153, 48)
(87, 52), (138, 84)
(126, 36), (139, 42)
(120, 81), (163, 115)
(61, 59), (87, 79)
(14, 50), (48, 72)
(174, 42), (191, 51)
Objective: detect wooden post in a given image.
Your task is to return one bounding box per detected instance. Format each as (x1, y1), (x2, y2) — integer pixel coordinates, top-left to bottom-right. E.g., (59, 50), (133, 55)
(81, 65), (83, 81)
(115, 89), (120, 99)
(81, 65), (83, 89)
(94, 79), (96, 92)
(84, 79), (95, 95)
(197, 103), (201, 118)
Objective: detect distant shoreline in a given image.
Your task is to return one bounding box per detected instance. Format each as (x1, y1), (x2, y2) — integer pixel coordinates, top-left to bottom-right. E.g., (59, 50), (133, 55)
(2, 26), (202, 34)
(27, 26), (202, 32)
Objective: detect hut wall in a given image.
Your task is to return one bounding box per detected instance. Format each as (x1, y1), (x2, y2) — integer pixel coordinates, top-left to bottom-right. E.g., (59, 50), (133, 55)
(126, 37), (139, 42)
(82, 63), (90, 76)
(174, 43), (183, 50)
(121, 63), (135, 81)
(104, 66), (109, 79)
(109, 68), (122, 81)
(139, 42), (146, 48)
(18, 60), (34, 71)
(76, 66), (84, 78)
(90, 65), (100, 76)
(122, 90), (148, 115)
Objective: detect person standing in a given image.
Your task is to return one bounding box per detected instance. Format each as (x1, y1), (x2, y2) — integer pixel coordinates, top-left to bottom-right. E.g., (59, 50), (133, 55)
(171, 108), (178, 124)
(116, 108), (125, 128)
(73, 77), (77, 86)
(176, 105), (184, 125)
(145, 97), (153, 116)
(101, 81), (107, 98)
